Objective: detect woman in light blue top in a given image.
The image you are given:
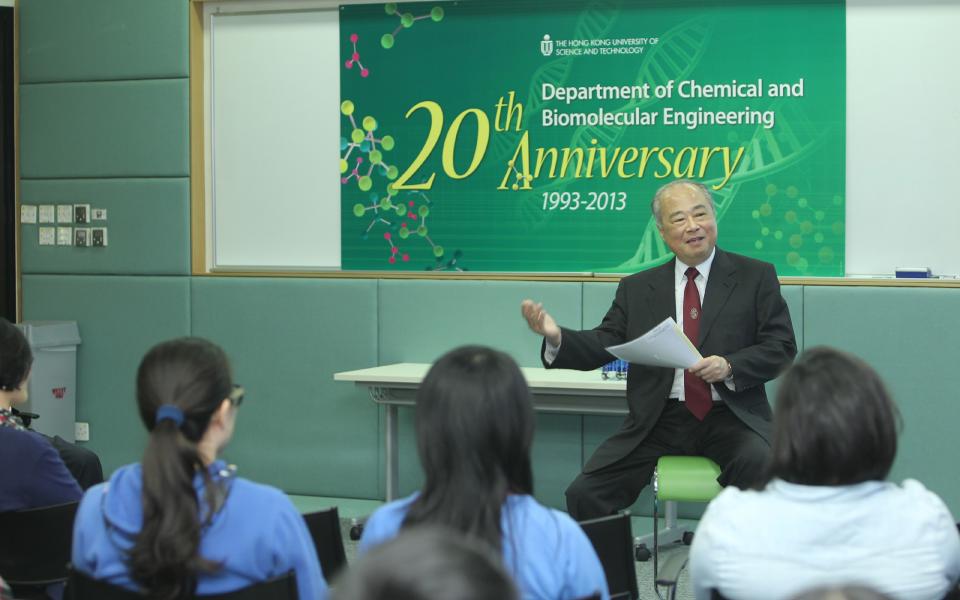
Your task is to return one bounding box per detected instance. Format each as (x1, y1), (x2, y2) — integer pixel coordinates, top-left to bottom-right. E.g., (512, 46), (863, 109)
(359, 345), (608, 600)
(71, 338), (326, 600)
(689, 347), (960, 600)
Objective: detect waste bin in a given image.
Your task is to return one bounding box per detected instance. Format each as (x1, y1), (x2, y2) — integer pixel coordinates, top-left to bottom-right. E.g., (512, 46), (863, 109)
(16, 321), (81, 442)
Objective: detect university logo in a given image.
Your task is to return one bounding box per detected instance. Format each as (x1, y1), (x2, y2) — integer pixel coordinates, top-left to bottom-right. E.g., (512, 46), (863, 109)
(540, 34), (553, 57)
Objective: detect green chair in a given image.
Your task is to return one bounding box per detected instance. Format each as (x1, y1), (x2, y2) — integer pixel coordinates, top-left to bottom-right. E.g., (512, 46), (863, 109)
(632, 456), (722, 599)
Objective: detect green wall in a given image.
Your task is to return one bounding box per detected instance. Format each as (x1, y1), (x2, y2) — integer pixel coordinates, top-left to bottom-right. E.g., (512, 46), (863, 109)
(17, 1), (960, 517)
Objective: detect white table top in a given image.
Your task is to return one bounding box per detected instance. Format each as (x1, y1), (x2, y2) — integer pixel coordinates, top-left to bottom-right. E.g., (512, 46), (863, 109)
(334, 363), (627, 396)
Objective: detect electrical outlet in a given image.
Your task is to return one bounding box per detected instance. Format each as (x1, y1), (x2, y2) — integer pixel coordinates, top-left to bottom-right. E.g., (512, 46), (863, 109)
(74, 227), (91, 247)
(74, 204), (91, 224)
(92, 227), (108, 247)
(75, 422), (90, 442)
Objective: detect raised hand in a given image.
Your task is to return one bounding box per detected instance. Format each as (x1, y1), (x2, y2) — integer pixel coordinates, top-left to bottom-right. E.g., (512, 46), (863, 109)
(520, 299), (561, 346)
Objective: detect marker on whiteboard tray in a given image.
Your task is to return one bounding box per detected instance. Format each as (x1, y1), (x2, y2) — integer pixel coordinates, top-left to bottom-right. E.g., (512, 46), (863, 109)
(894, 267), (932, 279)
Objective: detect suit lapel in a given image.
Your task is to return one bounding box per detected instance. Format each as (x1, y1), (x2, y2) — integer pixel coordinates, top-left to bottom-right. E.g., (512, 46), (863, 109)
(645, 259), (677, 323)
(698, 248), (737, 346)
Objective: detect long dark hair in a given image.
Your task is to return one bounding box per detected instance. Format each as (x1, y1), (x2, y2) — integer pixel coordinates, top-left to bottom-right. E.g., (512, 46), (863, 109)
(764, 346), (900, 487)
(402, 346), (534, 553)
(128, 337), (233, 599)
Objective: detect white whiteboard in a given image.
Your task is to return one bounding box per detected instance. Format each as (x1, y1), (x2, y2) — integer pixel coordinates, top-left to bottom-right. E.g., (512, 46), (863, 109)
(206, 4), (341, 269)
(203, 0), (960, 276)
(846, 0), (960, 276)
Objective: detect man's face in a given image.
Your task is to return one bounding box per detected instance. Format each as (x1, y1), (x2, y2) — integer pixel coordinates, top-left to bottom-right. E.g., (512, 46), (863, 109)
(656, 184), (718, 266)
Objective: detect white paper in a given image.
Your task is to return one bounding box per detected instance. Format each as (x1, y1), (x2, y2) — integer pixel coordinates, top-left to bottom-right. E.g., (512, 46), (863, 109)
(605, 317), (702, 368)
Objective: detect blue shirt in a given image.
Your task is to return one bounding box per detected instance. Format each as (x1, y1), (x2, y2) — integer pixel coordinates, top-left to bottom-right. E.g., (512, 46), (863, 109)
(0, 426), (81, 512)
(360, 493), (610, 600)
(71, 462), (326, 600)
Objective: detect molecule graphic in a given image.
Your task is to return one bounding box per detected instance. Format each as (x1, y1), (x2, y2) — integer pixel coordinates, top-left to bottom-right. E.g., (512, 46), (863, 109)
(340, 99), (398, 193)
(380, 3), (445, 49)
(341, 101), (451, 267)
(351, 190), (447, 266)
(344, 33), (369, 78)
(750, 181), (844, 275)
(427, 249), (466, 272)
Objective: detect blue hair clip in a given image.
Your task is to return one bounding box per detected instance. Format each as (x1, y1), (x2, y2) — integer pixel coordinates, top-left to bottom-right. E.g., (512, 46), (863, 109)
(156, 404), (185, 427)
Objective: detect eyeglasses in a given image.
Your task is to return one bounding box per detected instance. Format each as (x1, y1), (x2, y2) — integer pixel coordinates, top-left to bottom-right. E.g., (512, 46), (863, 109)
(229, 384), (245, 407)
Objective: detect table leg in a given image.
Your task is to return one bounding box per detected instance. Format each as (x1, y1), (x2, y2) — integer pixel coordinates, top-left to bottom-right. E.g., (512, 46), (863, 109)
(385, 403), (399, 501)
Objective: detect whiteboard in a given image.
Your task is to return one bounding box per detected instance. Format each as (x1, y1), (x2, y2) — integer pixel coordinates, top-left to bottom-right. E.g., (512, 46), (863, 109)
(845, 0), (960, 276)
(203, 0), (960, 277)
(206, 4), (341, 269)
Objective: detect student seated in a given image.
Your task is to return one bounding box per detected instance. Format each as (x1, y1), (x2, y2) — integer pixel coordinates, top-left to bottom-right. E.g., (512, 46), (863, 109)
(359, 345), (609, 600)
(689, 346), (960, 600)
(71, 337), (326, 600)
(0, 318), (102, 492)
(334, 526), (519, 600)
(0, 318), (81, 512)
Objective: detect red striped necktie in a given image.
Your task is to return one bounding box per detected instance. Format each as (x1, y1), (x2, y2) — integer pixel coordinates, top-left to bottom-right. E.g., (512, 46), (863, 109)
(683, 267), (712, 420)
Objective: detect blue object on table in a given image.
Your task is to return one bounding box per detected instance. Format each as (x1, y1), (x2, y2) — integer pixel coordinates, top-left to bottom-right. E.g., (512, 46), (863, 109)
(895, 267), (931, 279)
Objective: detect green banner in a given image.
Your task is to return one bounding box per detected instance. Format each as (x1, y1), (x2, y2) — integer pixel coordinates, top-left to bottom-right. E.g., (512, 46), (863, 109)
(340, 0), (845, 274)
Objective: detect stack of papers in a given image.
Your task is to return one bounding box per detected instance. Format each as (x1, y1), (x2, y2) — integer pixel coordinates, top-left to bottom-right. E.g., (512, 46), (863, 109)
(604, 317), (702, 368)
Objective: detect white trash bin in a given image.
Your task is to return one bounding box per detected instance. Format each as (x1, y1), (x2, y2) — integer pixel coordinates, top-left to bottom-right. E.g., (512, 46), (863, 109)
(16, 321), (81, 442)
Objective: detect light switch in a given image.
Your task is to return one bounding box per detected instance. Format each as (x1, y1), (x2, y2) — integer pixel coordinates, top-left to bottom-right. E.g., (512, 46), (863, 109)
(38, 205), (55, 223)
(20, 205), (37, 224)
(91, 208), (107, 221)
(56, 227), (73, 245)
(57, 205), (74, 223)
(38, 227), (55, 246)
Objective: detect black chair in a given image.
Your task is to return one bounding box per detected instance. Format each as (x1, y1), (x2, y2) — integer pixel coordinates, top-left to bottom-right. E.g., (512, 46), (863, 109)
(578, 512), (639, 600)
(65, 568), (298, 600)
(0, 500), (79, 598)
(302, 506), (347, 580)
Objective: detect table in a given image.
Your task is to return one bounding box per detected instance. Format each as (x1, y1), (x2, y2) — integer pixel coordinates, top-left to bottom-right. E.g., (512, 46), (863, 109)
(334, 363), (627, 501)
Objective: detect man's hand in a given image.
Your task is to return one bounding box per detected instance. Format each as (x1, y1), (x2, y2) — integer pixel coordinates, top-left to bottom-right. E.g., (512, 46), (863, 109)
(689, 355), (732, 383)
(520, 299), (561, 346)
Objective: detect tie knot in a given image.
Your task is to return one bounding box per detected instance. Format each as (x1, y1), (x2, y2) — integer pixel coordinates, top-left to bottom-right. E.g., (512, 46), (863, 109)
(685, 267), (700, 281)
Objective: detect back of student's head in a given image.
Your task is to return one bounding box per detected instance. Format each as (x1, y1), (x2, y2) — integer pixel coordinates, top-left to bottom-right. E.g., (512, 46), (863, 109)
(333, 526), (519, 600)
(766, 346), (899, 486)
(403, 345), (534, 551)
(129, 337), (233, 600)
(0, 318), (32, 392)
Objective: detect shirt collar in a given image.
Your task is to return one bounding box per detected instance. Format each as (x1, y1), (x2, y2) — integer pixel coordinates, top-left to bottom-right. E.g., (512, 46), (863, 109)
(674, 247), (716, 284)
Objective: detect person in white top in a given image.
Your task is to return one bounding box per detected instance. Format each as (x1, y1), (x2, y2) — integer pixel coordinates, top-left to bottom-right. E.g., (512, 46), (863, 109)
(689, 346), (960, 600)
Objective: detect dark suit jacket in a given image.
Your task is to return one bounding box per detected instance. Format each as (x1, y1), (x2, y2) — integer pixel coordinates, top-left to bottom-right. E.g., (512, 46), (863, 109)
(545, 248), (797, 473)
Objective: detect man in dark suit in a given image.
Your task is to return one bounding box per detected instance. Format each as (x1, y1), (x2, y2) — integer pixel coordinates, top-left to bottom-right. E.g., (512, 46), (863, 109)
(521, 180), (796, 519)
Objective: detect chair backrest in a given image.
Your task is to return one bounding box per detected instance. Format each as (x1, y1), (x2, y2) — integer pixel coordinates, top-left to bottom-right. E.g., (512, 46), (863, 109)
(0, 501), (79, 585)
(578, 512), (638, 600)
(66, 568), (298, 600)
(302, 506), (347, 580)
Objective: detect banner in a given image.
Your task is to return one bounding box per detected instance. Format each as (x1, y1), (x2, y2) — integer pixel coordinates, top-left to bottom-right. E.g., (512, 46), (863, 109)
(339, 0), (845, 274)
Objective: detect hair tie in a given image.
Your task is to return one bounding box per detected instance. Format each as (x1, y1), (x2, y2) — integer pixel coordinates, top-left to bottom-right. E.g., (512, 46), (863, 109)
(156, 404), (185, 427)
